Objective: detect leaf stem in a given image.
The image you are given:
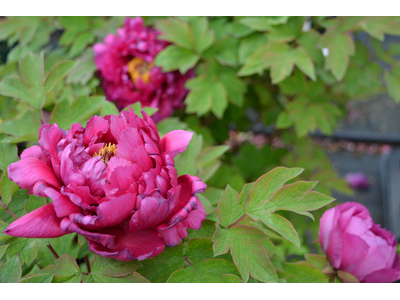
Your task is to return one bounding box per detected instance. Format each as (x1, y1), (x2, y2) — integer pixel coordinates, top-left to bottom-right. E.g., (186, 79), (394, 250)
(84, 256), (91, 273)
(0, 201), (19, 219)
(184, 256), (194, 267)
(40, 109), (47, 125)
(47, 244), (59, 259)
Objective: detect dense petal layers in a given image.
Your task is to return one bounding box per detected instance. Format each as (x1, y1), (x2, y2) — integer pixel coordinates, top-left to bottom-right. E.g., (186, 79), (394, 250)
(319, 202), (400, 282)
(3, 109), (206, 261)
(93, 17), (193, 122)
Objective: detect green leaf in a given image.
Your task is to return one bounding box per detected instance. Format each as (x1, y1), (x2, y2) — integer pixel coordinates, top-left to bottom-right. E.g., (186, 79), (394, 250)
(174, 132), (202, 176)
(0, 189), (30, 223)
(245, 167), (334, 248)
(25, 194), (46, 214)
(197, 145), (229, 165)
(44, 60), (78, 93)
(217, 185), (242, 228)
(0, 140), (18, 171)
(0, 244), (9, 260)
(19, 52), (44, 98)
(157, 117), (188, 136)
(87, 254), (147, 283)
(276, 111), (293, 129)
(41, 254), (82, 283)
(245, 167), (304, 213)
(68, 32), (95, 58)
(66, 50), (96, 85)
(156, 18), (193, 50)
(292, 46), (316, 81)
(0, 110), (42, 137)
(337, 270), (360, 283)
(0, 170), (19, 206)
(100, 101), (119, 117)
(189, 17), (215, 54)
(167, 259), (242, 283)
(219, 69), (246, 107)
(238, 32), (269, 64)
(6, 237), (47, 266)
(154, 45), (199, 73)
(283, 261), (329, 283)
(319, 31), (355, 81)
(50, 95), (105, 130)
(0, 75), (44, 109)
(385, 70), (400, 102)
(0, 254), (21, 283)
(239, 17), (273, 31)
(304, 253), (329, 270)
(37, 234), (80, 267)
(136, 243), (185, 283)
(187, 219), (217, 239)
(185, 76), (228, 119)
(123, 102), (158, 118)
(212, 224), (278, 283)
(20, 273), (54, 283)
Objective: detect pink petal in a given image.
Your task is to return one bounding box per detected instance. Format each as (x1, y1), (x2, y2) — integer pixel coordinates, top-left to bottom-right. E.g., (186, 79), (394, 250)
(318, 206), (343, 269)
(83, 115), (109, 145)
(116, 128), (153, 173)
(38, 123), (65, 159)
(70, 193), (136, 230)
(87, 228), (165, 261)
(34, 183), (80, 218)
(3, 203), (65, 238)
(80, 157), (107, 196)
(20, 146), (47, 162)
(339, 202), (373, 228)
(362, 268), (399, 283)
(158, 199), (206, 246)
(160, 130), (193, 157)
(8, 158), (61, 190)
(129, 195), (169, 231)
(340, 233), (369, 272)
(352, 247), (388, 281)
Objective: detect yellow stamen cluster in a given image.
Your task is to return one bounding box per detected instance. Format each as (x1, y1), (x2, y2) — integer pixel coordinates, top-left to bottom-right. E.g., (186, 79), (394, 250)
(127, 57), (153, 84)
(93, 143), (117, 163)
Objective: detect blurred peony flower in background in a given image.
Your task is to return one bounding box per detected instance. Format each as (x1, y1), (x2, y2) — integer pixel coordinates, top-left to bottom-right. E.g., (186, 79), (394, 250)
(4, 109), (206, 261)
(345, 172), (370, 190)
(319, 202), (400, 283)
(93, 17), (194, 122)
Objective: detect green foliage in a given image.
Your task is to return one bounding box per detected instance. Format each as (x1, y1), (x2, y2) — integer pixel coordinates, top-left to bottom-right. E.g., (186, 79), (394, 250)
(0, 16), (399, 283)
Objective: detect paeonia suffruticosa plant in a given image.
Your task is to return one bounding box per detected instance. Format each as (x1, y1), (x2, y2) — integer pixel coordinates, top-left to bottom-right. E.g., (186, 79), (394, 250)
(1, 16), (400, 283)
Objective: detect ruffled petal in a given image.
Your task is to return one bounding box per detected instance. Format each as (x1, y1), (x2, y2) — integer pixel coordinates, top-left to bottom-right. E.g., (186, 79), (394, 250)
(3, 203), (65, 238)
(34, 183), (80, 218)
(8, 158), (61, 190)
(160, 130), (193, 157)
(351, 247), (388, 281)
(70, 193), (136, 230)
(116, 128), (153, 173)
(83, 115), (109, 145)
(87, 228), (165, 261)
(20, 146), (47, 162)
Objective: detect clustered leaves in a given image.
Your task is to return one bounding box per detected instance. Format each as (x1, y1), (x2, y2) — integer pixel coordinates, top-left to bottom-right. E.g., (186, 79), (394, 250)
(0, 16), (399, 283)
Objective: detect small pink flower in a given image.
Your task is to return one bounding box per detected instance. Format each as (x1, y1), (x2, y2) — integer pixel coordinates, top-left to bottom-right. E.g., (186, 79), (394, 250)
(319, 202), (400, 283)
(93, 17), (194, 122)
(4, 109), (206, 261)
(345, 172), (370, 190)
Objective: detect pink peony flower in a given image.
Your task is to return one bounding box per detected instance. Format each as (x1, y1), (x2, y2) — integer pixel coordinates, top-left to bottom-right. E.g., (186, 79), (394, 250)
(93, 17), (194, 122)
(345, 172), (370, 190)
(4, 109), (206, 261)
(319, 202), (400, 283)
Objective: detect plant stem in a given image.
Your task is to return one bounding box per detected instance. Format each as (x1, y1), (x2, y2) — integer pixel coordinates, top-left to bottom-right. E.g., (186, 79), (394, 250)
(47, 244), (59, 259)
(84, 256), (91, 273)
(40, 109), (47, 125)
(0, 201), (19, 219)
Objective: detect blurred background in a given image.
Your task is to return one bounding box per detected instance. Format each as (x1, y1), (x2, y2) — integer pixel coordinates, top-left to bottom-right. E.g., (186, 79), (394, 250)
(1, 16), (400, 264)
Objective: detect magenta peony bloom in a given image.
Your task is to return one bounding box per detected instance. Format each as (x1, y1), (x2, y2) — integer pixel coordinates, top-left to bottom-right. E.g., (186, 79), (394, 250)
(319, 202), (400, 283)
(4, 109), (206, 261)
(345, 172), (370, 190)
(93, 17), (194, 122)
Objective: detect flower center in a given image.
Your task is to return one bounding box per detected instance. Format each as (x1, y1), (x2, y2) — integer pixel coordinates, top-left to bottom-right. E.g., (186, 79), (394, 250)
(127, 57), (153, 84)
(93, 143), (117, 163)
